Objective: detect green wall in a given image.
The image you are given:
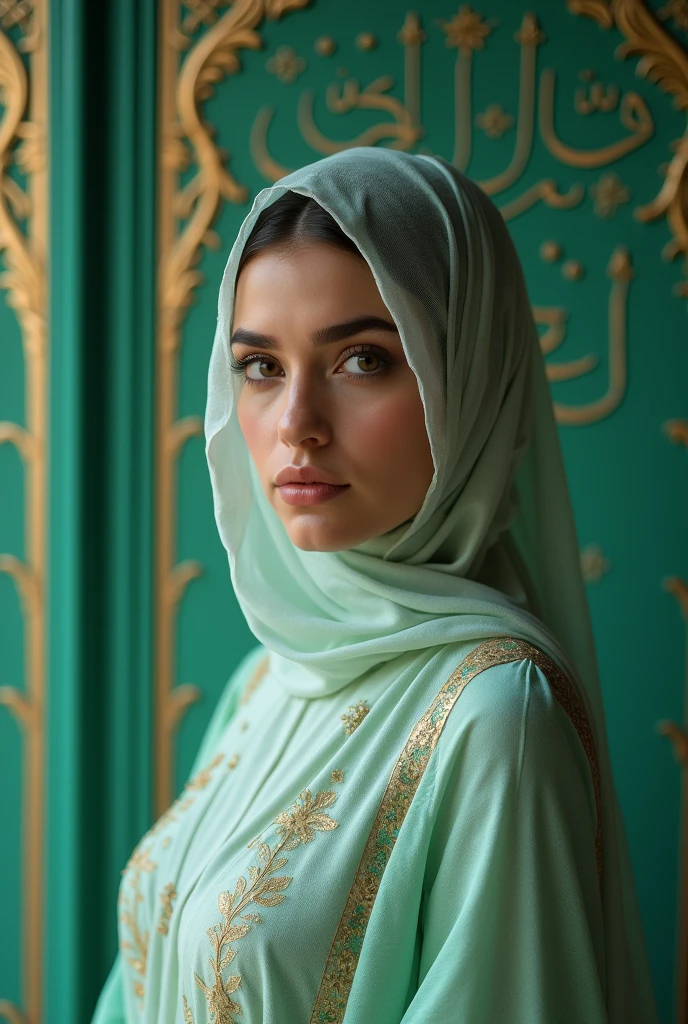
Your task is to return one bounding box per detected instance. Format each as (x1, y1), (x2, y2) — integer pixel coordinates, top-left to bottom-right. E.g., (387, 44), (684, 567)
(0, 2), (686, 1021)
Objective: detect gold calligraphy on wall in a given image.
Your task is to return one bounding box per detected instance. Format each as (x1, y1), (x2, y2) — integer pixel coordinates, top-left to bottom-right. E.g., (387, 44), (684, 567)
(0, 4), (48, 1024)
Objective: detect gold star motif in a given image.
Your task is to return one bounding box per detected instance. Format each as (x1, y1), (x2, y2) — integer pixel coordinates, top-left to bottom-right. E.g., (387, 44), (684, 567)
(476, 103), (514, 140)
(589, 172), (631, 219)
(437, 5), (494, 57)
(267, 45), (306, 84)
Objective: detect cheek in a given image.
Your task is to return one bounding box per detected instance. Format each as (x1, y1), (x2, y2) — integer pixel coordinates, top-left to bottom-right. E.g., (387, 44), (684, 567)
(236, 393), (277, 472)
(345, 382), (432, 480)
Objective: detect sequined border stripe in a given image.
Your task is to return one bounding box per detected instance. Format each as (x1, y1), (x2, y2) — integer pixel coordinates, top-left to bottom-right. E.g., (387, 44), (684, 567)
(309, 637), (602, 1024)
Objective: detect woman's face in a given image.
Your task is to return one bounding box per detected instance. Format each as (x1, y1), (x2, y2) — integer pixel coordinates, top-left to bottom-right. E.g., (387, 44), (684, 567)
(231, 242), (434, 552)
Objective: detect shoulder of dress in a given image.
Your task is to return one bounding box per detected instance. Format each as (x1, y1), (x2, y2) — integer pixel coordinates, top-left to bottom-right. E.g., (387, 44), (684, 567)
(430, 637), (595, 757)
(427, 636), (603, 886)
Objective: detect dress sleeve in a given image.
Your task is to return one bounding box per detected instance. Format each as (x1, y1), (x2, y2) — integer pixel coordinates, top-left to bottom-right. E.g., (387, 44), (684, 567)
(90, 643), (267, 1024)
(400, 657), (607, 1024)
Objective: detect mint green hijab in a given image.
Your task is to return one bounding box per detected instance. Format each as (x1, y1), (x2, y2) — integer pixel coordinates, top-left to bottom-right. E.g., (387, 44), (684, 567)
(206, 147), (598, 710)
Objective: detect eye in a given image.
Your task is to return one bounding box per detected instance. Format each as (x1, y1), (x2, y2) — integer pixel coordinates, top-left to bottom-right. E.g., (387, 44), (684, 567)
(245, 357), (282, 380)
(339, 350), (384, 375)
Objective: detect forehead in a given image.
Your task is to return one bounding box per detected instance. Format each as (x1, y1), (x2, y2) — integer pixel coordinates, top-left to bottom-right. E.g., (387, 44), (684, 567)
(232, 243), (390, 323)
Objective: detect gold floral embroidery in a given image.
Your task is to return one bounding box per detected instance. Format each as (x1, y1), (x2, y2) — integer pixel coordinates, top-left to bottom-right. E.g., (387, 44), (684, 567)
(331, 768), (344, 784)
(310, 637), (602, 1024)
(118, 752), (226, 1001)
(227, 753), (240, 770)
(341, 700), (370, 735)
(239, 655), (269, 705)
(156, 882), (177, 935)
(186, 753), (224, 791)
(118, 846), (157, 1001)
(184, 788), (340, 1024)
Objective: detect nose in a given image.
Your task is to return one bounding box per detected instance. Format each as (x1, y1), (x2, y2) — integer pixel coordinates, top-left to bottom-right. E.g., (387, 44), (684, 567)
(277, 376), (331, 449)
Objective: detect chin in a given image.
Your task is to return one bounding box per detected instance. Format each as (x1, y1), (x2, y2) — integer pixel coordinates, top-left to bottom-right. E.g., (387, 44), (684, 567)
(285, 515), (368, 553)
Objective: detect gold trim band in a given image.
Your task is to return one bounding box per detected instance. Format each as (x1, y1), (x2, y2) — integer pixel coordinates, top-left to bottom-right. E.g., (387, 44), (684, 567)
(309, 636), (602, 1024)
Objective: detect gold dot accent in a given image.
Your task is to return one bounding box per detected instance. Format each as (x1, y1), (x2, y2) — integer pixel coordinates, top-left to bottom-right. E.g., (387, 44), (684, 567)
(227, 753), (240, 770)
(539, 240), (563, 263)
(315, 35), (337, 56)
(356, 31), (378, 50)
(562, 259), (585, 281)
(331, 768), (345, 784)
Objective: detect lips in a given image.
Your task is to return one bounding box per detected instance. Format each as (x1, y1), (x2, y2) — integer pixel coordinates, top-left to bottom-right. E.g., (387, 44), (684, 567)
(274, 465), (345, 487)
(274, 465), (349, 506)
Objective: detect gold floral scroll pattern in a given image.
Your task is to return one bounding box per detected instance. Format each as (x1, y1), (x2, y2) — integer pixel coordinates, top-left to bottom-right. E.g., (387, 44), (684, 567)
(568, 0), (688, 300)
(309, 637), (602, 1024)
(183, 786), (341, 1023)
(156, 0), (312, 815)
(0, 4), (48, 1024)
(118, 752), (226, 1002)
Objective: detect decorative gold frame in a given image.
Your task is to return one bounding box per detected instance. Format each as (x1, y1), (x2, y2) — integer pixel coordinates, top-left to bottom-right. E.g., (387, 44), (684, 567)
(0, 5), (48, 1024)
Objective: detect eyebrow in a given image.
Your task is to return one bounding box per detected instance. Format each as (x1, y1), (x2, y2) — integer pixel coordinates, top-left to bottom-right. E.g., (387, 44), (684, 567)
(230, 315), (399, 350)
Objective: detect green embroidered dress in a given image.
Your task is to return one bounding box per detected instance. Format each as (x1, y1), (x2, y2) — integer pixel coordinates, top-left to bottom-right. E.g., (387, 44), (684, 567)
(95, 637), (620, 1023)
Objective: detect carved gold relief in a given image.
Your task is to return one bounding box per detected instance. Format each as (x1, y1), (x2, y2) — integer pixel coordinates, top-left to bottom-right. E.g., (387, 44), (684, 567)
(476, 102), (514, 139)
(569, 0), (688, 299)
(157, 0), (312, 814)
(0, 4), (47, 1023)
(532, 246), (633, 425)
(266, 44), (305, 84)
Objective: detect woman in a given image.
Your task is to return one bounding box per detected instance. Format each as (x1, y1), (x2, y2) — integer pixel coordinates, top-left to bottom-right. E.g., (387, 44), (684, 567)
(93, 148), (657, 1023)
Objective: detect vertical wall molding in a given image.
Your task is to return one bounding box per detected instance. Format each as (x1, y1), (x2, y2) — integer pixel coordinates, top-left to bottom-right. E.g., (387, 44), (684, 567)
(0, 3), (49, 1022)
